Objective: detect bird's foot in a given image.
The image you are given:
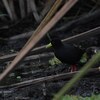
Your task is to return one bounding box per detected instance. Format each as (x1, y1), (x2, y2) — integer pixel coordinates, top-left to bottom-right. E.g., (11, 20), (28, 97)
(68, 64), (77, 72)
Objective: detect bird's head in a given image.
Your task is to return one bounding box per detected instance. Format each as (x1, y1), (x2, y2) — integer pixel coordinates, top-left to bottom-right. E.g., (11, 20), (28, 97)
(50, 35), (63, 48)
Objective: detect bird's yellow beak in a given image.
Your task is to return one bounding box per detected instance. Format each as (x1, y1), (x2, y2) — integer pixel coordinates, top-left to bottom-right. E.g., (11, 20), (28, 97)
(46, 43), (52, 48)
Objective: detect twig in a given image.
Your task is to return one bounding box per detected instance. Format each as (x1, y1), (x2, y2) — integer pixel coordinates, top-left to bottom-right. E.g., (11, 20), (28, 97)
(63, 26), (100, 43)
(0, 45), (51, 63)
(0, 68), (99, 89)
(6, 52), (53, 63)
(20, 52), (53, 62)
(9, 31), (34, 40)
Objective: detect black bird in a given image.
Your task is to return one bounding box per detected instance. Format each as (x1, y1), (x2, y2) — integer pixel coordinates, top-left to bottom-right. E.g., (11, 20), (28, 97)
(50, 35), (85, 71)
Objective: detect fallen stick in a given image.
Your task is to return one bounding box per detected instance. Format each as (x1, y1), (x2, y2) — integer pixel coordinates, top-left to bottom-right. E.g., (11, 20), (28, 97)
(63, 26), (100, 43)
(6, 52), (53, 63)
(9, 31), (34, 40)
(0, 45), (51, 63)
(20, 52), (53, 62)
(0, 68), (99, 89)
(0, 0), (78, 82)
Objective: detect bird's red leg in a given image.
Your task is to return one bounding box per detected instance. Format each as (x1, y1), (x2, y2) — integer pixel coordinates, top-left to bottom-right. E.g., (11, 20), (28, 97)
(70, 64), (77, 72)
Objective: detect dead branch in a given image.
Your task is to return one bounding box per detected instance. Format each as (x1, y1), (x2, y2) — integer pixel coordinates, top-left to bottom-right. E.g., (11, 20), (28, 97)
(0, 45), (51, 63)
(5, 52), (54, 63)
(63, 26), (100, 43)
(9, 31), (34, 40)
(0, 68), (99, 89)
(22, 52), (53, 62)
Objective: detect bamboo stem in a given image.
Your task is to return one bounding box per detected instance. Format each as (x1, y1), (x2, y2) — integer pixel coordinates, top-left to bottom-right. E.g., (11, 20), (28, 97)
(0, 68), (99, 89)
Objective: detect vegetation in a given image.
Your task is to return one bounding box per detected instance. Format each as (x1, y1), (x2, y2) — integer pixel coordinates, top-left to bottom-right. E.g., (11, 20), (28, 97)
(62, 94), (100, 100)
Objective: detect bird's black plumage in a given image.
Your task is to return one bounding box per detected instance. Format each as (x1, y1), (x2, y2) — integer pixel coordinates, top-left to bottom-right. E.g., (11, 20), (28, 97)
(50, 36), (85, 65)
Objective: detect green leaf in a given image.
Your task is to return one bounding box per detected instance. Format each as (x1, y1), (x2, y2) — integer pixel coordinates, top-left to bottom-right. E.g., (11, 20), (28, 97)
(49, 56), (62, 66)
